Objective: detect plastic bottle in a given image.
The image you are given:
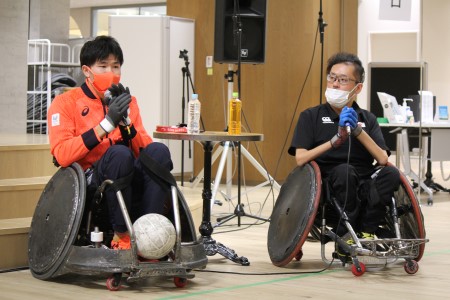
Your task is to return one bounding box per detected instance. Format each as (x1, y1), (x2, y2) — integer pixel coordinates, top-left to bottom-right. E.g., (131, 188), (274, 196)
(187, 93), (201, 134)
(228, 92), (242, 135)
(402, 98), (413, 124)
(406, 110), (415, 124)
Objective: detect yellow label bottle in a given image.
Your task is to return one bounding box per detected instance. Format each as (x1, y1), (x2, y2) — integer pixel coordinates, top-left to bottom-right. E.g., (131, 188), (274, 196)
(228, 92), (242, 135)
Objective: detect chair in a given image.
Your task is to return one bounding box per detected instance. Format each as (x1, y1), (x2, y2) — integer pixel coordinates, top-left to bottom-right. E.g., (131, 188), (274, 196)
(267, 161), (428, 276)
(28, 162), (207, 290)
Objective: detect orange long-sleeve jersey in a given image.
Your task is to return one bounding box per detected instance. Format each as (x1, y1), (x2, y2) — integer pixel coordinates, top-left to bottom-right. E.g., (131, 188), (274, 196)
(48, 84), (153, 170)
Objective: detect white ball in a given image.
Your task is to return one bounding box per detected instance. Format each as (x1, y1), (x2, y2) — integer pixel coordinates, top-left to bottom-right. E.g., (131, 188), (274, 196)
(133, 213), (176, 259)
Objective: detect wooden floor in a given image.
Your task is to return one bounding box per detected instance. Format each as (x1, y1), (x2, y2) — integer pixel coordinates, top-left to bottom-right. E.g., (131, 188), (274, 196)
(1, 133), (450, 299)
(1, 170), (450, 299)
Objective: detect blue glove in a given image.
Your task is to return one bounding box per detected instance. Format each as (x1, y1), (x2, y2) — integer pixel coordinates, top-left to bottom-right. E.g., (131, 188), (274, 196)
(338, 106), (358, 129)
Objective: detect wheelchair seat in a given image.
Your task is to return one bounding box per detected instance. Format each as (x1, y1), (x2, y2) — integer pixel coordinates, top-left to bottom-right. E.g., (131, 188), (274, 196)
(28, 162), (207, 289)
(267, 161), (428, 276)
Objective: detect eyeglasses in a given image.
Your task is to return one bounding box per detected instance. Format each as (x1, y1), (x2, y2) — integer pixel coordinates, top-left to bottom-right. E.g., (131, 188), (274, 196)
(326, 73), (358, 85)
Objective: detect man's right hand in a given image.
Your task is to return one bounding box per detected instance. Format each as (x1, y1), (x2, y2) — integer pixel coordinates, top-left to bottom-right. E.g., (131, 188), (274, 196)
(338, 106), (358, 129)
(100, 86), (131, 133)
(106, 92), (131, 127)
(330, 126), (348, 148)
(109, 83), (132, 126)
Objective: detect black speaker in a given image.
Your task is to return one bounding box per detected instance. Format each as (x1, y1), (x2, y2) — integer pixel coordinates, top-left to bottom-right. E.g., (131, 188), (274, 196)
(214, 0), (267, 64)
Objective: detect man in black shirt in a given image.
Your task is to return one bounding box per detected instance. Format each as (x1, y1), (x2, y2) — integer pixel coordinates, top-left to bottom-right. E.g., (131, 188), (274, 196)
(289, 52), (400, 255)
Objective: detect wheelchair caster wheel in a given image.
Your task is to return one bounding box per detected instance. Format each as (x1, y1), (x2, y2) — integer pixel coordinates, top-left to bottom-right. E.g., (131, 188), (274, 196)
(427, 199), (433, 206)
(174, 277), (187, 288)
(106, 274), (122, 291)
(294, 250), (303, 261)
(351, 262), (366, 276)
(404, 260), (419, 274)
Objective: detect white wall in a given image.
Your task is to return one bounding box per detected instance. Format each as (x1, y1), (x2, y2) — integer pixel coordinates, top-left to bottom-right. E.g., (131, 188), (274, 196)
(0, 0), (70, 134)
(29, 0), (70, 43)
(357, 0), (421, 109)
(0, 0), (29, 133)
(422, 0), (450, 108)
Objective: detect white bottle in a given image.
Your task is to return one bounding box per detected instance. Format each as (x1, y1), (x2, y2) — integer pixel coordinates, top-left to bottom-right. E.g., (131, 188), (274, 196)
(187, 93), (201, 134)
(402, 98), (413, 124)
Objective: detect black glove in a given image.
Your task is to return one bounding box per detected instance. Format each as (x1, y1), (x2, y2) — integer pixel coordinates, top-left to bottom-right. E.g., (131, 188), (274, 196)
(107, 83), (130, 98)
(330, 126), (348, 148)
(100, 90), (131, 133)
(109, 83), (132, 126)
(352, 124), (362, 137)
(106, 93), (131, 127)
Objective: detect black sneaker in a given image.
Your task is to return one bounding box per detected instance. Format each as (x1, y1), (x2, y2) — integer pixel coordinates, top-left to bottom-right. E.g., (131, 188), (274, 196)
(358, 232), (376, 240)
(335, 232), (354, 264)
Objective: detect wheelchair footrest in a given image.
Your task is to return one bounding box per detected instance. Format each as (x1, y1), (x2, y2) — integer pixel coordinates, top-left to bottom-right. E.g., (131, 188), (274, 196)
(127, 262), (195, 282)
(357, 238), (429, 259)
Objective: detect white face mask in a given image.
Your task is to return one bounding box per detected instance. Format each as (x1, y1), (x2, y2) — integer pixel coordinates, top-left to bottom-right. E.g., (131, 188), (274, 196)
(325, 85), (358, 108)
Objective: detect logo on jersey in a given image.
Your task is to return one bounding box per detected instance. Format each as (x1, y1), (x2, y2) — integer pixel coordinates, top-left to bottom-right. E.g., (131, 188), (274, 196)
(81, 106), (89, 116)
(51, 113), (60, 126)
(322, 117), (334, 124)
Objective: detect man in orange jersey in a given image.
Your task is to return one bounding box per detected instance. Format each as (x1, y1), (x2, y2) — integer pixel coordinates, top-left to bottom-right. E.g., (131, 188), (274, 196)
(48, 36), (173, 250)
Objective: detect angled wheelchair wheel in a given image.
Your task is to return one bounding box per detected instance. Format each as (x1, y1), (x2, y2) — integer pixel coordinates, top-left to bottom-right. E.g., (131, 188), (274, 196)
(267, 162), (321, 267)
(383, 169), (426, 261)
(28, 163), (86, 280)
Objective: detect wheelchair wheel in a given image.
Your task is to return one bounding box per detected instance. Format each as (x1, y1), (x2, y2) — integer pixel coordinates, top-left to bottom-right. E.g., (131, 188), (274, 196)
(267, 162), (321, 267)
(383, 171), (426, 261)
(174, 277), (188, 288)
(404, 260), (419, 274)
(106, 273), (122, 291)
(351, 262), (366, 276)
(28, 163), (86, 280)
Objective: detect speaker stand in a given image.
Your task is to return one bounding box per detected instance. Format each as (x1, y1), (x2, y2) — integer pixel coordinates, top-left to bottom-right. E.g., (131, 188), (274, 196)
(191, 64), (280, 214)
(318, 0), (327, 105)
(213, 141), (278, 228)
(211, 141), (280, 209)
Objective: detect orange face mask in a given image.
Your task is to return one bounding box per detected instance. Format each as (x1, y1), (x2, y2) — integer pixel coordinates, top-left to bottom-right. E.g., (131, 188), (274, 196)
(86, 68), (121, 94)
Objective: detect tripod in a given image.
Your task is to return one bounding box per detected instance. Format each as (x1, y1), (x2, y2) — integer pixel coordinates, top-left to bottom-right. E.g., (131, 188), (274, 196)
(179, 50), (192, 186)
(191, 64), (281, 204)
(179, 49), (204, 186)
(213, 65), (279, 227)
(193, 3), (280, 226)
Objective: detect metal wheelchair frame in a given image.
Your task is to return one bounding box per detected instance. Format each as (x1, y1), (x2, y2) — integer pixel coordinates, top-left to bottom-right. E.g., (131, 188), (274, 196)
(268, 161), (428, 276)
(28, 163), (207, 290)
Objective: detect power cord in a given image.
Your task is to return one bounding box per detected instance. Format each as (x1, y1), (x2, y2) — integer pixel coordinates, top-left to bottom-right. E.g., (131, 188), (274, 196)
(193, 264), (337, 276)
(330, 134), (352, 266)
(272, 24), (319, 182)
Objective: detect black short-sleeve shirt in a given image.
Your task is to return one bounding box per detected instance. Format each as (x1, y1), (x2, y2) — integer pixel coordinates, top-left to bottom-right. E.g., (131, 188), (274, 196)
(288, 102), (389, 178)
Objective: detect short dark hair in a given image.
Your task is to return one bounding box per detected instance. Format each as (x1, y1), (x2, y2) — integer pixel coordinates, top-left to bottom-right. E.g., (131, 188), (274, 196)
(326, 52), (365, 83)
(79, 35), (124, 67)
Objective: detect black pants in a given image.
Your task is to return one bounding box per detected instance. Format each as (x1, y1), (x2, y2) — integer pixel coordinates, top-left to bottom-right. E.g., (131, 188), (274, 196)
(89, 142), (173, 233)
(326, 163), (400, 235)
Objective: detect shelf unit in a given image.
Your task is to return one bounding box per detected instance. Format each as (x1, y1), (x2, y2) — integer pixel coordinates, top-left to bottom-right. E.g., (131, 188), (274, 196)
(27, 39), (80, 134)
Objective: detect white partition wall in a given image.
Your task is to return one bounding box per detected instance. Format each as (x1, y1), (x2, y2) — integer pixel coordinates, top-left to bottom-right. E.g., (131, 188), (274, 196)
(109, 15), (195, 175)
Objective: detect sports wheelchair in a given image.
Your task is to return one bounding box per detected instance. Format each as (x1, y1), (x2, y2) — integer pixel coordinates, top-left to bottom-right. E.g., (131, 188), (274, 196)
(28, 160), (207, 290)
(267, 161), (428, 276)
